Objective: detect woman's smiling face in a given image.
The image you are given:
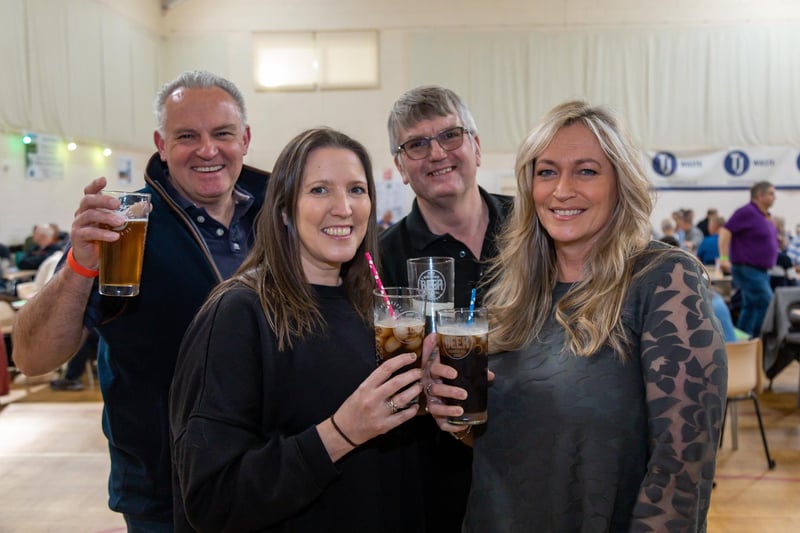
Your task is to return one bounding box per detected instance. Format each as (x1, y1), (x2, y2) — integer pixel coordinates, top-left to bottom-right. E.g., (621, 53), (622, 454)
(295, 147), (371, 285)
(532, 122), (618, 259)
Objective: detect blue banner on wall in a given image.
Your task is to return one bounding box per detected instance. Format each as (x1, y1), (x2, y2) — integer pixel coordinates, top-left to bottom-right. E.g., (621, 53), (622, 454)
(646, 147), (800, 190)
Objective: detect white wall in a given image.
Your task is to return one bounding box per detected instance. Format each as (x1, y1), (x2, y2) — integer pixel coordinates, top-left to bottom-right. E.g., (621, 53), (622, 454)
(0, 139), (151, 244)
(99, 0), (162, 32)
(1, 0), (799, 245)
(158, 0), (800, 238)
(0, 0), (159, 244)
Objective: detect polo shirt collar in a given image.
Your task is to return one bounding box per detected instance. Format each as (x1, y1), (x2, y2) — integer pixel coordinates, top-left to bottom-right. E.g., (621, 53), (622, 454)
(404, 186), (506, 248)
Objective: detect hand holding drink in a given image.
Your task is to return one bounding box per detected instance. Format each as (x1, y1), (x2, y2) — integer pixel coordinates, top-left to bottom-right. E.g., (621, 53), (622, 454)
(99, 191), (151, 297)
(373, 287), (426, 408)
(435, 307), (489, 425)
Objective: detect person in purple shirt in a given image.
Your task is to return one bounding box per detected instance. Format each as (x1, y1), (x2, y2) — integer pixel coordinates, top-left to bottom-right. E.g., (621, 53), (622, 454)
(718, 181), (779, 337)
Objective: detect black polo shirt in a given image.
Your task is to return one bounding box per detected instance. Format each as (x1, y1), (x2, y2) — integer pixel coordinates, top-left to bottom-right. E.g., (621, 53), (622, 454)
(377, 186), (512, 533)
(377, 187), (513, 308)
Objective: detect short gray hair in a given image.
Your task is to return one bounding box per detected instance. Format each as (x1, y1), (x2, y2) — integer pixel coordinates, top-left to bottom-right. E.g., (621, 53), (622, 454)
(154, 70), (247, 134)
(387, 85), (478, 155)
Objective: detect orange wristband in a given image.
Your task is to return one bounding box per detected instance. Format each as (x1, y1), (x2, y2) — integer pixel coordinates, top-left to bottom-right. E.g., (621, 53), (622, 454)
(67, 248), (99, 278)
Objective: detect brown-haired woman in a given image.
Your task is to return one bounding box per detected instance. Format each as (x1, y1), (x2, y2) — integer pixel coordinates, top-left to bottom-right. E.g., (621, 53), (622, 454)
(170, 128), (425, 532)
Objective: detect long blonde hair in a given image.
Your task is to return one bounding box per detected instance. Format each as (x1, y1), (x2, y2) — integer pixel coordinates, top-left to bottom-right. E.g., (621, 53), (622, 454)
(484, 101), (654, 356)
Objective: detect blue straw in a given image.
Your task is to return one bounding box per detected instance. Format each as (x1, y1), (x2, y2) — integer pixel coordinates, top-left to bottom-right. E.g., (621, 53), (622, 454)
(467, 288), (477, 324)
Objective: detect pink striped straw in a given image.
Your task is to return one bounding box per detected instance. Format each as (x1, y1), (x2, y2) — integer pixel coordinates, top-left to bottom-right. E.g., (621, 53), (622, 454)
(365, 252), (395, 319)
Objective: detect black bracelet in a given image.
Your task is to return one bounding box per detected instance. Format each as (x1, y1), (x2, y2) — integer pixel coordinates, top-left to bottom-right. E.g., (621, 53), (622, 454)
(330, 413), (359, 447)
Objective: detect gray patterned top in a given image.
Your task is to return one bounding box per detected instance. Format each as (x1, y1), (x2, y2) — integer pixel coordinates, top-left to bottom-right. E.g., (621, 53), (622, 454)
(465, 249), (727, 533)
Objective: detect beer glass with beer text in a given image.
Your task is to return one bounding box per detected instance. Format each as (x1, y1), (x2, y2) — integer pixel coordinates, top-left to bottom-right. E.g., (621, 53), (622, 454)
(406, 257), (454, 335)
(436, 307), (489, 425)
(374, 287), (426, 406)
(99, 191), (151, 297)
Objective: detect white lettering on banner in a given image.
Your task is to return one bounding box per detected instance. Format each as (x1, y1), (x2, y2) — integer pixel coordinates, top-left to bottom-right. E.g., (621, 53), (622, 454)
(646, 147), (800, 189)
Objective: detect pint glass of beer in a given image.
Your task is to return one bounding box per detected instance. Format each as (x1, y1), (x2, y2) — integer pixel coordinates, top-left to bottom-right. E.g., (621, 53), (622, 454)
(374, 287), (426, 407)
(436, 307), (489, 425)
(99, 191), (151, 297)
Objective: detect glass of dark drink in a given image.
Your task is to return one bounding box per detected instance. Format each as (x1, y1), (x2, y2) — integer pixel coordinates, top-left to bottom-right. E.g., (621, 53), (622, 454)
(435, 307), (489, 425)
(374, 287), (426, 407)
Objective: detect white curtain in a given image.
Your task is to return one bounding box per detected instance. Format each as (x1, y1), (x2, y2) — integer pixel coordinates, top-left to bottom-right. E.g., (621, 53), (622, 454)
(0, 0), (32, 129)
(0, 0), (161, 151)
(3, 8), (800, 154)
(408, 24), (800, 152)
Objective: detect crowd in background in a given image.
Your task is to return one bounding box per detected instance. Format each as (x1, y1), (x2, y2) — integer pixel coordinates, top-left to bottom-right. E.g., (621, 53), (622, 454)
(658, 205), (800, 285)
(0, 224), (67, 292)
(655, 198), (799, 344)
(1, 224), (97, 392)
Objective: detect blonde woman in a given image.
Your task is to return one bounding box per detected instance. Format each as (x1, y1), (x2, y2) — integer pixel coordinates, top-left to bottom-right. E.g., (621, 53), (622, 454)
(427, 101), (726, 532)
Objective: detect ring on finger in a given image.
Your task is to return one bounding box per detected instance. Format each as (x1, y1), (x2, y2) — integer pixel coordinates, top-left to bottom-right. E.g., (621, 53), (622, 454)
(387, 398), (399, 414)
(425, 383), (434, 396)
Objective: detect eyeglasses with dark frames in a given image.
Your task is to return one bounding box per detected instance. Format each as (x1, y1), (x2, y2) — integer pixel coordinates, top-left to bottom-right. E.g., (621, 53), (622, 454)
(395, 126), (473, 160)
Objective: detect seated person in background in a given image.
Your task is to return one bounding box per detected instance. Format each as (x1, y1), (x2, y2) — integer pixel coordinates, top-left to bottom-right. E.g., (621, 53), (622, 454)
(773, 215), (790, 250)
(17, 224), (62, 270)
(50, 329), (99, 391)
(378, 209), (394, 231)
(787, 229), (800, 272)
(659, 217), (676, 241)
(770, 250), (798, 289)
(0, 243), (10, 292)
(659, 234), (679, 248)
(710, 291), (743, 342)
(696, 214), (724, 265)
(0, 242), (10, 272)
(696, 207), (718, 237)
(769, 216), (798, 289)
(54, 226), (69, 249)
(21, 225), (37, 254)
(676, 208), (704, 252)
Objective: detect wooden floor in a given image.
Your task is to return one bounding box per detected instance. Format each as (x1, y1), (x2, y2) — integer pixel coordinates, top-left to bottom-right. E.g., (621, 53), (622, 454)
(0, 401), (124, 532)
(0, 363), (798, 532)
(709, 361), (800, 532)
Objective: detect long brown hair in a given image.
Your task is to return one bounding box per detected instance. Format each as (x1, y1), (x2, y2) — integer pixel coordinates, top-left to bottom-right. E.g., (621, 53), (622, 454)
(203, 127), (379, 350)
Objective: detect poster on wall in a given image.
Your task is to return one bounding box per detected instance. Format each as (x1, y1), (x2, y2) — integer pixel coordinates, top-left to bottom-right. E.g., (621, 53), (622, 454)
(646, 146), (800, 190)
(375, 168), (405, 229)
(117, 156), (133, 184)
(24, 132), (63, 180)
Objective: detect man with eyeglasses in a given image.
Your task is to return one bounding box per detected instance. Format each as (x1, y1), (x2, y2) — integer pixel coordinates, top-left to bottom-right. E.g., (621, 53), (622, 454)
(378, 85), (513, 532)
